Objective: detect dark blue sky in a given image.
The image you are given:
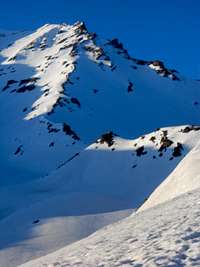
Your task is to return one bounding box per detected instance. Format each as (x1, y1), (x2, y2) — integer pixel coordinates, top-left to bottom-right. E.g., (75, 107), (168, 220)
(0, 0), (200, 79)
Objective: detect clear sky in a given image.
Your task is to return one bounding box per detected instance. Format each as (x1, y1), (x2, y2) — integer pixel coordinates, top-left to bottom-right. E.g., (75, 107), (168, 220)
(0, 0), (200, 79)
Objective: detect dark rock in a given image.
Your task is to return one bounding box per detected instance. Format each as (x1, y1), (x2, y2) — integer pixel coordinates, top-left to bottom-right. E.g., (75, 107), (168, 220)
(33, 219), (40, 224)
(111, 65), (117, 71)
(158, 136), (173, 152)
(7, 79), (18, 86)
(182, 126), (191, 133)
(136, 146), (147, 157)
(57, 29), (66, 34)
(172, 143), (183, 157)
(162, 130), (168, 137)
(8, 56), (16, 61)
(76, 21), (87, 34)
(2, 79), (18, 91)
(71, 97), (81, 107)
(88, 32), (97, 40)
(18, 77), (39, 86)
(63, 123), (80, 140)
(47, 123), (60, 133)
(100, 132), (115, 147)
(171, 74), (180, 81)
(57, 37), (68, 44)
(49, 142), (54, 147)
(107, 38), (124, 50)
(148, 60), (180, 81)
(149, 60), (165, 69)
(16, 84), (35, 93)
(128, 81), (134, 92)
(14, 145), (23, 156)
(131, 65), (138, 70)
(135, 59), (147, 65)
(150, 136), (156, 143)
(181, 125), (200, 133)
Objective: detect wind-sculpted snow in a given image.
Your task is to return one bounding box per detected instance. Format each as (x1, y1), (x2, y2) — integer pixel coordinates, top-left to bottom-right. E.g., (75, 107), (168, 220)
(20, 188), (200, 267)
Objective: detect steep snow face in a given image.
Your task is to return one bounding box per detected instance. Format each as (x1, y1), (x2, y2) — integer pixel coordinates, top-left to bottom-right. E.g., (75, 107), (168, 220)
(0, 126), (199, 267)
(139, 140), (200, 212)
(1, 22), (200, 185)
(20, 188), (200, 267)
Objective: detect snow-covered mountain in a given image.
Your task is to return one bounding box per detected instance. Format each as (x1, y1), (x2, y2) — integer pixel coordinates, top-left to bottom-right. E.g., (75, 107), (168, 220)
(1, 22), (200, 185)
(1, 21), (200, 266)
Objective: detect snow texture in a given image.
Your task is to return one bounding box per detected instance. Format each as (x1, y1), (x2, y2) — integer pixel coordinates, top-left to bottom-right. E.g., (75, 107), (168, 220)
(21, 188), (200, 267)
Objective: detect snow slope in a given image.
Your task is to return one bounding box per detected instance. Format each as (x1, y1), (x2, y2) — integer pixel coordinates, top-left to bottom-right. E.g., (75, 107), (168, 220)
(21, 188), (200, 267)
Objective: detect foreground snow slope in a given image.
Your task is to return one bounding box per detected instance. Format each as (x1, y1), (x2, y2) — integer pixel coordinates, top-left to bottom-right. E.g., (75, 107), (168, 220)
(21, 188), (200, 267)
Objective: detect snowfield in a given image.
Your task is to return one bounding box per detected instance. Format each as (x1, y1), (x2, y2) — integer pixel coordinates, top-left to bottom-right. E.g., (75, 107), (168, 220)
(21, 188), (200, 267)
(1, 21), (200, 266)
